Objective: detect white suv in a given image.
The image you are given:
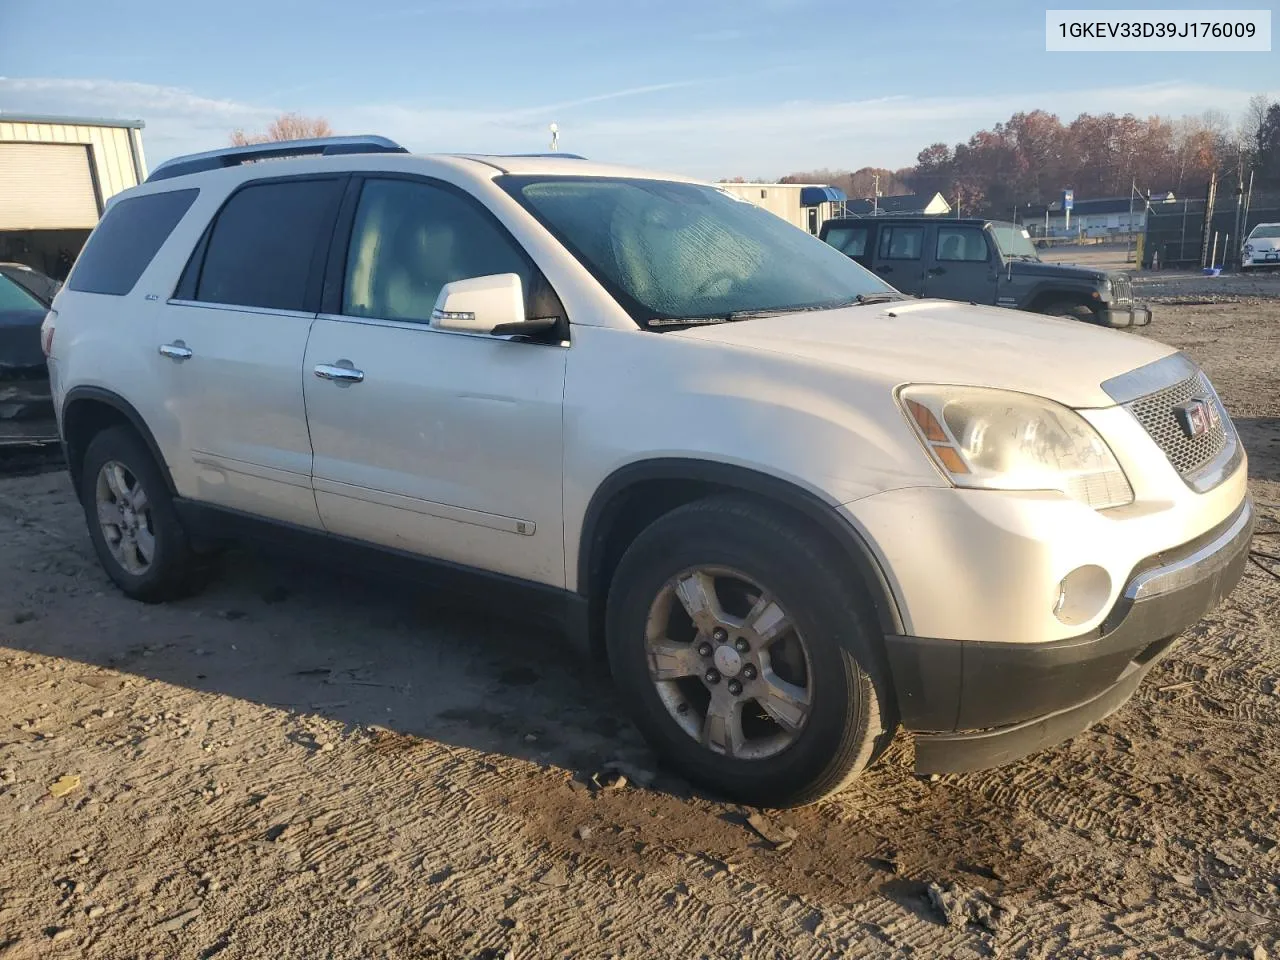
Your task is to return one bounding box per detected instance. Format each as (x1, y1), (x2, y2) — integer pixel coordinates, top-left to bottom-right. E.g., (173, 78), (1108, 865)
(43, 137), (1252, 807)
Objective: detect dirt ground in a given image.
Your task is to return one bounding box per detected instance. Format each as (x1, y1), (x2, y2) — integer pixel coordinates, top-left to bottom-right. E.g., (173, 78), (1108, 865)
(1041, 241), (1280, 302)
(1, 300), (1278, 960)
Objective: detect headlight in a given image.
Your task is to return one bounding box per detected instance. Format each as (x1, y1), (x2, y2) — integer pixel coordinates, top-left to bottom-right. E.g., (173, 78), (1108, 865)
(897, 385), (1134, 510)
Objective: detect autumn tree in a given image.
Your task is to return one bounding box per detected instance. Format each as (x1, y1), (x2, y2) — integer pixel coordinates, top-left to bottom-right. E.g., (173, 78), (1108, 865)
(230, 113), (335, 146)
(781, 166), (910, 199)
(781, 99), (1272, 216)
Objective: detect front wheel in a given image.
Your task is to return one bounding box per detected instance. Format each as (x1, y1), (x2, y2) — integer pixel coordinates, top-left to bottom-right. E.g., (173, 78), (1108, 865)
(1041, 300), (1099, 323)
(605, 496), (893, 807)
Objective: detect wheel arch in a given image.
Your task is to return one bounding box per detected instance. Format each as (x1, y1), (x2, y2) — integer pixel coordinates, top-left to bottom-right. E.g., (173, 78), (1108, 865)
(1027, 285), (1098, 314)
(578, 458), (905, 652)
(62, 387), (175, 495)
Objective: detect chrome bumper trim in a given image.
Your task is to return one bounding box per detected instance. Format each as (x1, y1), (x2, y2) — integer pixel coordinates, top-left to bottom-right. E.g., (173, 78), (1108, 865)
(1125, 498), (1255, 601)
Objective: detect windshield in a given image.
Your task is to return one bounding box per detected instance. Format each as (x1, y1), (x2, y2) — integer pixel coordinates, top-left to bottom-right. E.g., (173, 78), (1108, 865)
(1249, 224), (1280, 239)
(0, 273), (45, 312)
(990, 224), (1041, 260)
(500, 176), (897, 325)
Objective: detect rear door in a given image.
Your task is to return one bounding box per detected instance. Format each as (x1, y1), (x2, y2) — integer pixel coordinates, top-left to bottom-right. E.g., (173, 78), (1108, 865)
(870, 223), (926, 294)
(158, 175), (347, 528)
(924, 223), (998, 304)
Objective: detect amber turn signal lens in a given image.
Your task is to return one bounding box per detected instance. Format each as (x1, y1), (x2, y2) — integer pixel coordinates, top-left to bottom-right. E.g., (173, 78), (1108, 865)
(905, 398), (948, 443)
(933, 445), (970, 474)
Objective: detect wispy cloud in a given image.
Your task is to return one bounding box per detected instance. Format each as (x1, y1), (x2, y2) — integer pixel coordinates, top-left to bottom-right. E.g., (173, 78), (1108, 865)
(692, 28), (747, 42)
(1, 76), (1273, 180)
(0, 77), (277, 162)
(515, 79), (714, 117)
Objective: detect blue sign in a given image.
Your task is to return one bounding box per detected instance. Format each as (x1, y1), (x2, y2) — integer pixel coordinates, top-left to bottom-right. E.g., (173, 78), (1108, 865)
(1063, 189), (1074, 211)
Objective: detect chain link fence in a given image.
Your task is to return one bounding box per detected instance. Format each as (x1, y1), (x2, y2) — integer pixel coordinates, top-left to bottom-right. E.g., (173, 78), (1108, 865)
(1142, 188), (1280, 270)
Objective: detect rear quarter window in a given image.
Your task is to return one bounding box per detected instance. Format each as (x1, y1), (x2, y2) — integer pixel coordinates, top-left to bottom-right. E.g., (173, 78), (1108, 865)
(67, 188), (199, 296)
(192, 178), (345, 312)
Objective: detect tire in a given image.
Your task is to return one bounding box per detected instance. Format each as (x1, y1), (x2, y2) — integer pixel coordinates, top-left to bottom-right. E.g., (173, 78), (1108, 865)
(1041, 300), (1099, 323)
(605, 495), (893, 807)
(79, 425), (204, 602)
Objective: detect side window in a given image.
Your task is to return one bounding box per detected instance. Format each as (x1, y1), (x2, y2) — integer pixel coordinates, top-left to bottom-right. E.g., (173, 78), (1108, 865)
(825, 226), (869, 257)
(936, 226), (989, 262)
(67, 189), (198, 296)
(343, 178), (540, 324)
(194, 178), (345, 311)
(877, 225), (924, 261)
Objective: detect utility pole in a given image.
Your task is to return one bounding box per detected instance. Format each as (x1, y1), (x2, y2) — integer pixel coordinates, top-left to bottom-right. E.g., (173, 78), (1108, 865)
(872, 173), (880, 216)
(1127, 177), (1136, 263)
(1232, 168), (1246, 270)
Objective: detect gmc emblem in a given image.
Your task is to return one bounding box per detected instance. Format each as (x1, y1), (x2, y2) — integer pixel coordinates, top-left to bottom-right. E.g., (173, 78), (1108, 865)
(1174, 397), (1221, 439)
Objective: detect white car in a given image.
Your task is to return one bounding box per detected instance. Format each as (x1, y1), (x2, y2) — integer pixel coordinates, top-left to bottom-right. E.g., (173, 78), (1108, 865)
(43, 137), (1252, 807)
(1241, 222), (1280, 270)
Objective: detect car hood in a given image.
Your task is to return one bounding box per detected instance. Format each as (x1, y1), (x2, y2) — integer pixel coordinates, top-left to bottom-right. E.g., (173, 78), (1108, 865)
(673, 298), (1175, 408)
(1247, 236), (1279, 250)
(1009, 260), (1117, 282)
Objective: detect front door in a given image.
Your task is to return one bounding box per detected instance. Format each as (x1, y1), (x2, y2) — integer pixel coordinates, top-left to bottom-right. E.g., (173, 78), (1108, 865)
(924, 224), (999, 304)
(302, 176), (568, 586)
(157, 175), (347, 529)
(870, 223), (927, 294)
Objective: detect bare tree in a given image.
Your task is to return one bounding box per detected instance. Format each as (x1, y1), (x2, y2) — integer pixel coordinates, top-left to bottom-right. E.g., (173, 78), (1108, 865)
(1240, 93), (1272, 150)
(230, 113), (335, 146)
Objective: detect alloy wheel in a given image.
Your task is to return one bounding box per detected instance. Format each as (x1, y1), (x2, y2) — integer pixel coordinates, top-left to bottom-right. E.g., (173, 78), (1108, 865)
(94, 460), (155, 576)
(643, 566), (813, 760)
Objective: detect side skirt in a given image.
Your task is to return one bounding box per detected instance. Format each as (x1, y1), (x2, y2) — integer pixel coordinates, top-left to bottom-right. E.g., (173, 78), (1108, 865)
(172, 499), (591, 652)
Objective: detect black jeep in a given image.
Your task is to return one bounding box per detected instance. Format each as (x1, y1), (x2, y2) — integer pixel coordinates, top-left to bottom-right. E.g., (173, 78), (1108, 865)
(818, 216), (1151, 327)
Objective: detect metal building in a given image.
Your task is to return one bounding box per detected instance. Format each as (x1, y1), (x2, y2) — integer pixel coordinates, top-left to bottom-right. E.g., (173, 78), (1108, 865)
(716, 182), (847, 234)
(0, 114), (147, 280)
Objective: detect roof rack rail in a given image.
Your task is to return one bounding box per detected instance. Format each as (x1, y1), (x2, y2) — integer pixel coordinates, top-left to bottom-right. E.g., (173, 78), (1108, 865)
(489, 152), (587, 160)
(146, 135), (408, 183)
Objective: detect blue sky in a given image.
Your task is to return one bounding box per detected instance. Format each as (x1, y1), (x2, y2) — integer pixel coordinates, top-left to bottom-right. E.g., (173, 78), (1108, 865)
(0, 0), (1274, 178)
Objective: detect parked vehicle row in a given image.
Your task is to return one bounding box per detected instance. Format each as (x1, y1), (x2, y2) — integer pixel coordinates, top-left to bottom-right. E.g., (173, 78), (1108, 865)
(43, 137), (1249, 806)
(819, 215), (1152, 326)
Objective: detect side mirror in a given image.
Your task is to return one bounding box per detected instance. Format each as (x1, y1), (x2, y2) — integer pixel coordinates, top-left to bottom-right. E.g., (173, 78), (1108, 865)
(430, 273), (525, 335)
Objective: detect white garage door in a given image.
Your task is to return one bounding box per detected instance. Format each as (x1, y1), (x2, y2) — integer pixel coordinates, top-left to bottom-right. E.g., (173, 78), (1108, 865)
(0, 142), (100, 230)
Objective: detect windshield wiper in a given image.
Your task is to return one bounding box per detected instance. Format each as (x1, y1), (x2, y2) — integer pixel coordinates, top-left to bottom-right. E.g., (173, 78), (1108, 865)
(727, 293), (903, 321)
(652, 292), (905, 328)
(648, 316), (732, 328)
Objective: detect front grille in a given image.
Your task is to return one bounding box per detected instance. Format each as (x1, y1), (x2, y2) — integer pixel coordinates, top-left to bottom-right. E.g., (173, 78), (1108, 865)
(1111, 275), (1132, 304)
(1126, 372), (1228, 477)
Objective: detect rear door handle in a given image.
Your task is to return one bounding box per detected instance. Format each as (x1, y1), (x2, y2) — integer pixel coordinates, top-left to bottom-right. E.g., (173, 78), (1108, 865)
(158, 341), (193, 362)
(876, 265), (894, 274)
(927, 267), (947, 276)
(314, 361), (364, 384)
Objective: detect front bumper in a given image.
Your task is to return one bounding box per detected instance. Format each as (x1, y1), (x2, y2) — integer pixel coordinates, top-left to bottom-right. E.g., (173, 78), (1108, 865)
(1098, 303), (1152, 328)
(887, 496), (1254, 775)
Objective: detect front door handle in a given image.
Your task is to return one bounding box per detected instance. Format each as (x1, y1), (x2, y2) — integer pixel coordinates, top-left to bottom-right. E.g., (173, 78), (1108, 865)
(314, 361), (365, 385)
(158, 341), (193, 362)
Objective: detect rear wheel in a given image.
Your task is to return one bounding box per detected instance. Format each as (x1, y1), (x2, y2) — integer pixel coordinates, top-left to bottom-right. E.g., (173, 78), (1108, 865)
(80, 426), (204, 602)
(605, 496), (893, 807)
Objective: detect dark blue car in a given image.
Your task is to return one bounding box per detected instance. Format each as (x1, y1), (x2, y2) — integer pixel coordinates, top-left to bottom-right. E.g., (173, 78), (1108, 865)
(0, 269), (49, 374)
